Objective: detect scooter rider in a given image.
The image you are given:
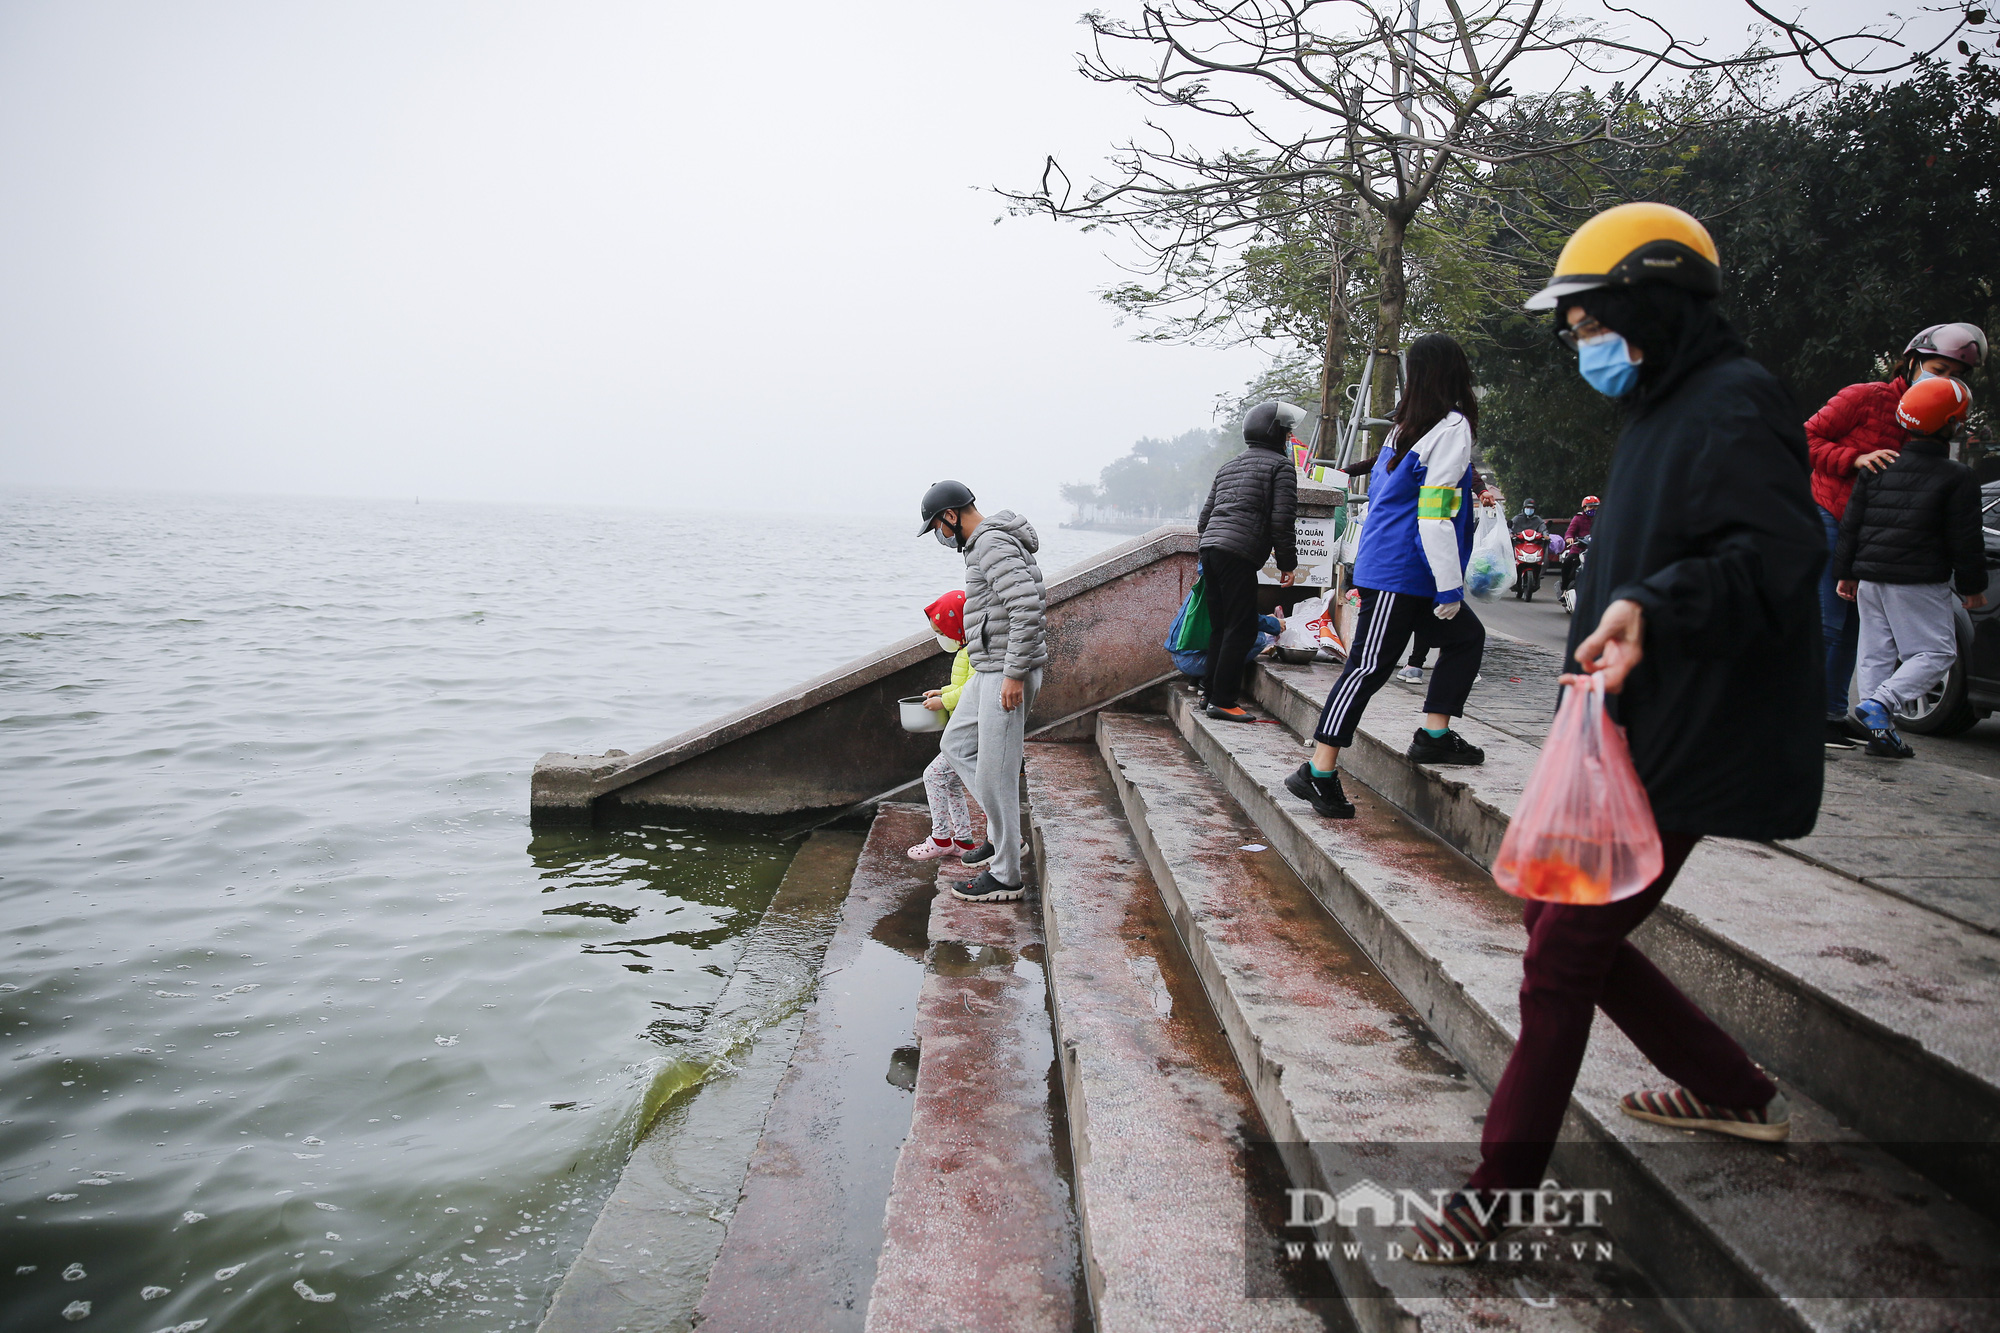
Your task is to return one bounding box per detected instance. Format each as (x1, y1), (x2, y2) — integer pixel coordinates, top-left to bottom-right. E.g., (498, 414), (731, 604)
(1407, 202), (1822, 1262)
(1510, 499), (1542, 535)
(1561, 497), (1599, 594)
(1565, 496), (1599, 545)
(1511, 523), (1549, 599)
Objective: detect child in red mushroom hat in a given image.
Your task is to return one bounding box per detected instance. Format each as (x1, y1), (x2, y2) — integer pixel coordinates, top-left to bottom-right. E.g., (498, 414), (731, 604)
(909, 590), (979, 861)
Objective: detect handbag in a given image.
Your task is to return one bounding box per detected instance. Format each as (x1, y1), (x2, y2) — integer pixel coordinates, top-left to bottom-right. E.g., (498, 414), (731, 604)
(1165, 567), (1213, 652)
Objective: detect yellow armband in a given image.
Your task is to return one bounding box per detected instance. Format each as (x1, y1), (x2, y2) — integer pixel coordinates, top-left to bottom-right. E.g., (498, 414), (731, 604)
(1417, 486), (1462, 519)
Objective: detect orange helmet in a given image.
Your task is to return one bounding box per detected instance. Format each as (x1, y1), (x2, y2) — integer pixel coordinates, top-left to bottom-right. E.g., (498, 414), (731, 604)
(1581, 495), (1600, 507)
(1896, 377), (1972, 436)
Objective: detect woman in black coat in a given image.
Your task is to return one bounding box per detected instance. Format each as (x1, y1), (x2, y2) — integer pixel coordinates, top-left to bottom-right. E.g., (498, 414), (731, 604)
(1409, 203), (1825, 1262)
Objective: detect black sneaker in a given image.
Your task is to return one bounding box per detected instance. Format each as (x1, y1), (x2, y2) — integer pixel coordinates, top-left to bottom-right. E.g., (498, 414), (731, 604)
(1407, 728), (1485, 766)
(1284, 763), (1356, 819)
(1823, 718), (1858, 750)
(959, 841), (995, 866)
(951, 869), (1025, 903)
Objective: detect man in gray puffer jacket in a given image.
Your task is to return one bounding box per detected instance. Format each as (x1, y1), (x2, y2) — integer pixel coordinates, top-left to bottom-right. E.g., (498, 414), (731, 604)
(918, 482), (1049, 904)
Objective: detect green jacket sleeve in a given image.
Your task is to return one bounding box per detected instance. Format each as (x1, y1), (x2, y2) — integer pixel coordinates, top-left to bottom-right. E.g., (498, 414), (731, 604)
(938, 648), (973, 714)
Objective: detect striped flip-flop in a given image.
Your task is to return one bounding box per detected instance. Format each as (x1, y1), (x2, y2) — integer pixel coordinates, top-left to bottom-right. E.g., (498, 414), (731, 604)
(1620, 1087), (1791, 1142)
(1404, 1191), (1506, 1265)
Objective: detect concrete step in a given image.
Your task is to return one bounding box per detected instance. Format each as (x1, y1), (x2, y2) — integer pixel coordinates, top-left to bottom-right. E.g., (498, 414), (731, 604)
(1252, 660), (2000, 1214)
(1159, 693), (2000, 1330)
(1088, 715), (1679, 1333)
(864, 868), (1083, 1332)
(1022, 740), (1340, 1332)
(541, 828), (865, 1332)
(694, 804), (938, 1333)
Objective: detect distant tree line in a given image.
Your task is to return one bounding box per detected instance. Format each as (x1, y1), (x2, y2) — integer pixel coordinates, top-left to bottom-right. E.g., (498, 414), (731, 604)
(1062, 428), (1234, 523)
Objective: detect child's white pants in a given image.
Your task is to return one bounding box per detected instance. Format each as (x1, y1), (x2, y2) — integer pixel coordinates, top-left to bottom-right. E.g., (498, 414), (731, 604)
(1856, 580), (1958, 710)
(921, 750), (972, 843)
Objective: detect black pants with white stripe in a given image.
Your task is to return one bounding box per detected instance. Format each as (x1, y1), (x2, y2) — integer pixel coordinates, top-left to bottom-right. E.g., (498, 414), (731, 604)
(1314, 587), (1484, 747)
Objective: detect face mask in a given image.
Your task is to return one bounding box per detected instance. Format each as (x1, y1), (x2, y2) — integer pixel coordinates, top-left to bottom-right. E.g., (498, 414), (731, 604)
(1578, 332), (1641, 398)
(1912, 367), (1939, 385)
(935, 632), (962, 653)
(933, 527), (958, 549)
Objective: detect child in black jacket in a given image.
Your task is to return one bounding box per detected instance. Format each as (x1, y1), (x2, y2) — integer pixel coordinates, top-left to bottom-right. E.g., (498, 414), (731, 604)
(1833, 378), (1989, 757)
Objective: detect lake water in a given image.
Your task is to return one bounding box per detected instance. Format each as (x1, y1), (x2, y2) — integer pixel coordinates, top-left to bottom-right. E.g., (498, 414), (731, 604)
(0, 489), (1121, 1332)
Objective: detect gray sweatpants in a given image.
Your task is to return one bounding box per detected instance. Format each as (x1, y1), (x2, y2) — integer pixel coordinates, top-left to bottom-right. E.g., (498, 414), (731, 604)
(940, 668), (1042, 887)
(1856, 580), (1958, 710)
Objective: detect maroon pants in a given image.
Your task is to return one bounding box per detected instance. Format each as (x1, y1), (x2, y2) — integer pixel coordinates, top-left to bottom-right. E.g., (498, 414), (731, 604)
(1469, 832), (1775, 1192)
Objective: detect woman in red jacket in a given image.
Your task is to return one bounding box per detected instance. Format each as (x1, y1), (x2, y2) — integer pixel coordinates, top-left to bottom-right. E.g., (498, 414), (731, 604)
(1805, 322), (1986, 747)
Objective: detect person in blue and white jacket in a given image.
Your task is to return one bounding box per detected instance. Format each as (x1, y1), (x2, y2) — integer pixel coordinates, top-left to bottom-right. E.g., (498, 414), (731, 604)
(1285, 333), (1489, 819)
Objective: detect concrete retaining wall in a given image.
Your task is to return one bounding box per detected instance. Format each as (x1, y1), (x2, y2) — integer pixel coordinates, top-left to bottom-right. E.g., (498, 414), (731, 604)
(530, 526), (1200, 825)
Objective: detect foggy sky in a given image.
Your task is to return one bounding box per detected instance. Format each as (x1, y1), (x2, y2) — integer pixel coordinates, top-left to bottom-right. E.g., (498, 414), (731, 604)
(0, 1), (1943, 520)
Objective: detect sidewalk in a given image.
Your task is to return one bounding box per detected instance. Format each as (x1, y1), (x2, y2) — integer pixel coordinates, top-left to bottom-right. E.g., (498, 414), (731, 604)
(1386, 630), (2000, 935)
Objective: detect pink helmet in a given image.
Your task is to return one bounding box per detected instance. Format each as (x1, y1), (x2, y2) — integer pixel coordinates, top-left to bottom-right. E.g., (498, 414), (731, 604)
(1904, 322), (1988, 370)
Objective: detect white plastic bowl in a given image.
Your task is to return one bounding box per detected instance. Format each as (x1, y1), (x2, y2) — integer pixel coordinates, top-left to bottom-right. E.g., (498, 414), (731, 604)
(899, 695), (946, 733)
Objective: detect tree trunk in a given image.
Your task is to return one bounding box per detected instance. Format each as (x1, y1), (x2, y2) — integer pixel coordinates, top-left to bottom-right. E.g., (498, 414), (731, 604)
(1315, 236), (1349, 462)
(1368, 210), (1409, 442)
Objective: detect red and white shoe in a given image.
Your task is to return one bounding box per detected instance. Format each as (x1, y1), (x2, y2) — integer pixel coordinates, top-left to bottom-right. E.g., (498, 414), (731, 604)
(906, 838), (972, 862)
(1620, 1087), (1791, 1142)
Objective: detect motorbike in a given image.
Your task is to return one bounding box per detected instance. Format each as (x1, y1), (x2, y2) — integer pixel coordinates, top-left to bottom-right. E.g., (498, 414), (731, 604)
(1512, 528), (1547, 601)
(1558, 534), (1590, 614)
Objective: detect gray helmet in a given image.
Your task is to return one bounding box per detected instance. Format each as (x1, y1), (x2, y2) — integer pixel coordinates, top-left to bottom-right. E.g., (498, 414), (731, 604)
(1905, 323), (1987, 370)
(1243, 400), (1308, 447)
(917, 480), (975, 535)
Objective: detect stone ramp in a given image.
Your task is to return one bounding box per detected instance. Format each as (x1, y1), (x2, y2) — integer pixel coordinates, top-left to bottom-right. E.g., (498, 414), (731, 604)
(1163, 692), (2000, 1330)
(1090, 715), (1677, 1333)
(693, 805), (936, 1332)
(1254, 660), (2000, 1212)
(863, 876), (1082, 1332)
(540, 829), (865, 1333)
(1023, 741), (1340, 1333)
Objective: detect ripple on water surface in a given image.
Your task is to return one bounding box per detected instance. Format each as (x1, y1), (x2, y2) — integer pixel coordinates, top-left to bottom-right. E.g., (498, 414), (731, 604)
(0, 489), (1127, 1331)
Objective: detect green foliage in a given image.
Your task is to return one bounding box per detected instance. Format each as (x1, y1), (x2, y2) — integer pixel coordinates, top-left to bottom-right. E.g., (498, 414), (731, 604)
(1468, 62), (2000, 508)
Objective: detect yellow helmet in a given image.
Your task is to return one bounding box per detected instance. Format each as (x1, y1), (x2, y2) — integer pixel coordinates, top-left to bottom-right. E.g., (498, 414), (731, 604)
(1525, 202), (1721, 311)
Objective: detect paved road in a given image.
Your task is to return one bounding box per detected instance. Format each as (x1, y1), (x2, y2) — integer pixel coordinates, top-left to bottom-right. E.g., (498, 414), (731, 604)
(1471, 588), (1573, 654)
(1464, 589), (2000, 782)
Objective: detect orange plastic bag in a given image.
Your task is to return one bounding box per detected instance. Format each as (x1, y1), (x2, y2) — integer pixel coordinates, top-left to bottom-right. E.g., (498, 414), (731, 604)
(1492, 672), (1664, 905)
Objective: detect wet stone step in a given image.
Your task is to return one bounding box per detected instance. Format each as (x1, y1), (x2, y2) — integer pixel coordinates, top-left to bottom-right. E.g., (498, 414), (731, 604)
(693, 804), (937, 1333)
(1091, 713), (1674, 1333)
(1167, 691), (2000, 1331)
(863, 868), (1082, 1332)
(1252, 659), (2000, 1218)
(1022, 740), (1339, 1333)
(540, 828), (865, 1332)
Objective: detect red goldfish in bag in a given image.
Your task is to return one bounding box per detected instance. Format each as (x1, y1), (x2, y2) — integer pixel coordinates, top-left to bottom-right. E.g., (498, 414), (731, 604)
(1492, 672), (1663, 905)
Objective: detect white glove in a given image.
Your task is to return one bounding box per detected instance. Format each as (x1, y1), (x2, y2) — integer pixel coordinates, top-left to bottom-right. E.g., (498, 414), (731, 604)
(1433, 600), (1461, 620)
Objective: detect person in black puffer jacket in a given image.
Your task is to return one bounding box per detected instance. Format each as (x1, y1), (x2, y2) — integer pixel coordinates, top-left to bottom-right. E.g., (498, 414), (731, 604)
(1195, 401), (1300, 717)
(1833, 376), (1989, 757)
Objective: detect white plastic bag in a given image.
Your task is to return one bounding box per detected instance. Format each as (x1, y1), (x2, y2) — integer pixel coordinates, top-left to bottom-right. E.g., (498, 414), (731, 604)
(1277, 593), (1330, 651)
(1466, 509), (1512, 601)
(1276, 591), (1343, 662)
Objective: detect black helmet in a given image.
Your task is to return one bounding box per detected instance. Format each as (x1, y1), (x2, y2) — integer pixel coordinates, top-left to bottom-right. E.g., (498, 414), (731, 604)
(918, 480), (975, 535)
(1243, 400), (1308, 448)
